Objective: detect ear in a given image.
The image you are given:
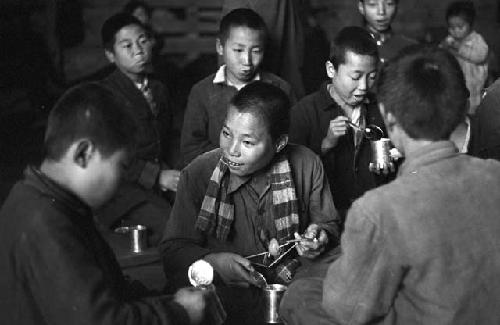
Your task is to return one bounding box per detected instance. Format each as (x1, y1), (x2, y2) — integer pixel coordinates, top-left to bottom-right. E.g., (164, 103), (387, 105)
(326, 61), (336, 79)
(73, 139), (96, 169)
(275, 135), (289, 153)
(358, 1), (365, 16)
(105, 49), (115, 64)
(216, 38), (224, 56)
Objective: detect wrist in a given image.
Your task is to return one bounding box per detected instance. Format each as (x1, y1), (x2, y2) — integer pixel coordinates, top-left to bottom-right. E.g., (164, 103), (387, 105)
(321, 137), (337, 153)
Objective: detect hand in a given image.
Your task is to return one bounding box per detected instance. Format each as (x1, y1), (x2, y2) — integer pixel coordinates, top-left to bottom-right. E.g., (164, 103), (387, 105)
(203, 253), (257, 287)
(321, 116), (349, 151)
(158, 169), (180, 192)
(294, 224), (329, 259)
(370, 161), (396, 175)
(174, 287), (207, 325)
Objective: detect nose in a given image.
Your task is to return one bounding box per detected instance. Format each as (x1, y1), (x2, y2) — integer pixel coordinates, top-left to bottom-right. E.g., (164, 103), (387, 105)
(241, 51), (252, 66)
(377, 3), (386, 16)
(228, 139), (241, 157)
(133, 41), (144, 56)
(358, 77), (369, 91)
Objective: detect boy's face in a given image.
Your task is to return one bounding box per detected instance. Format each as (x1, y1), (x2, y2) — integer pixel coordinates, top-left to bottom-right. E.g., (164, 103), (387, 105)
(358, 0), (397, 33)
(448, 16), (471, 41)
(220, 105), (277, 177)
(84, 149), (128, 208)
(217, 26), (265, 86)
(105, 24), (152, 80)
(327, 50), (377, 106)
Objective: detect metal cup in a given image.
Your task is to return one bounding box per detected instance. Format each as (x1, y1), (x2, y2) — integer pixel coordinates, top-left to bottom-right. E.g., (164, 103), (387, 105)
(130, 225), (148, 253)
(369, 137), (392, 172)
(263, 284), (287, 323)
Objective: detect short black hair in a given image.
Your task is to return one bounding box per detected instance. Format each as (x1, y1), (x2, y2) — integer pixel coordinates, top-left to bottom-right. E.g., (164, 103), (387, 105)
(229, 81), (290, 141)
(123, 0), (152, 19)
(218, 8), (267, 45)
(329, 26), (378, 69)
(44, 82), (137, 161)
(377, 45), (468, 140)
(101, 13), (146, 51)
(446, 1), (475, 26)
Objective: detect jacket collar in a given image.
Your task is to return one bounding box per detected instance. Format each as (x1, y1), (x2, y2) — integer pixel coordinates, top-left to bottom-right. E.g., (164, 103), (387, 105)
(24, 166), (91, 219)
(399, 141), (459, 176)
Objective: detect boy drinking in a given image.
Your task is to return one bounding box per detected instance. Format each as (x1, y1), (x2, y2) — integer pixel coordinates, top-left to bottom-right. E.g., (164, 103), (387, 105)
(0, 83), (205, 325)
(289, 26), (392, 222)
(180, 8), (295, 166)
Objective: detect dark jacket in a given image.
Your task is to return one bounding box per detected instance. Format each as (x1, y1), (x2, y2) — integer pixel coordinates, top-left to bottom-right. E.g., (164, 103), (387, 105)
(180, 71), (295, 166)
(289, 83), (389, 213)
(161, 145), (340, 287)
(0, 167), (189, 325)
(97, 70), (173, 242)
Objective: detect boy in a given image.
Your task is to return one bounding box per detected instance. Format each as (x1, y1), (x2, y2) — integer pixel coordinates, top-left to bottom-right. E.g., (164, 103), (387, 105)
(0, 83), (205, 324)
(162, 82), (339, 324)
(98, 13), (179, 245)
(358, 0), (416, 62)
(180, 8), (295, 166)
(289, 26), (390, 221)
(282, 45), (500, 325)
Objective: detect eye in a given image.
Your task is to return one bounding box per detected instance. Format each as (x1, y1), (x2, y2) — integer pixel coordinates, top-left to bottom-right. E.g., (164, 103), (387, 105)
(369, 73), (377, 81)
(122, 43), (132, 49)
(233, 48), (244, 53)
(242, 140), (255, 147)
(252, 48), (263, 54)
(221, 129), (231, 138)
(351, 75), (361, 81)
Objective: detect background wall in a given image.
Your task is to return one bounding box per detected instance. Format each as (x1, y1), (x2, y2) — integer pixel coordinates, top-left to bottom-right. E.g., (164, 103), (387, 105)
(61, 0), (500, 82)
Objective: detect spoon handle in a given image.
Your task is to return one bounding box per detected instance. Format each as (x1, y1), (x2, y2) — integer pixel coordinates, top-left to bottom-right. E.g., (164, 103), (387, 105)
(346, 120), (362, 131)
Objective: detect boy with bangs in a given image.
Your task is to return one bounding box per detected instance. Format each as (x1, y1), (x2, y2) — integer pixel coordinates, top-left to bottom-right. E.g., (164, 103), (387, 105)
(0, 83), (206, 325)
(358, 0), (416, 63)
(180, 8), (295, 167)
(97, 13), (180, 245)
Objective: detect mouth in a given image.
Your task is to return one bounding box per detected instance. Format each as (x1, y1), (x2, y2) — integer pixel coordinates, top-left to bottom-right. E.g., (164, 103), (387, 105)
(223, 157), (244, 167)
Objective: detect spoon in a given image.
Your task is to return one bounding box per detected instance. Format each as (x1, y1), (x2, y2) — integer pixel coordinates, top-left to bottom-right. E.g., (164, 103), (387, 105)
(346, 121), (384, 140)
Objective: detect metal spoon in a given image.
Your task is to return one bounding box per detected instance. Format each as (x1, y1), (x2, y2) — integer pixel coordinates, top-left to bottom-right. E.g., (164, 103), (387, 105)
(347, 121), (384, 140)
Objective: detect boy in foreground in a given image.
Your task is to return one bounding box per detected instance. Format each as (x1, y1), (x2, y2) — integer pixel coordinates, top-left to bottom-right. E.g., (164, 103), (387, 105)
(0, 83), (205, 325)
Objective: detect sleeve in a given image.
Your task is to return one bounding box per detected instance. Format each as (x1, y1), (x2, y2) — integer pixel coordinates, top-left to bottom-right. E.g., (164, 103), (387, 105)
(307, 154), (341, 244)
(321, 202), (403, 324)
(457, 34), (489, 64)
(180, 85), (218, 167)
(160, 166), (212, 285)
(18, 219), (190, 325)
(127, 159), (161, 189)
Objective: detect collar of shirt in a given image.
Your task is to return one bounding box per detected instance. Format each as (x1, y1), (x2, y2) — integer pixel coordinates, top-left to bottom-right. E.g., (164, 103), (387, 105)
(399, 141), (458, 176)
(134, 76), (149, 91)
(368, 27), (394, 46)
(213, 65), (261, 90)
(460, 116), (471, 154)
(227, 166), (271, 196)
(25, 166), (92, 218)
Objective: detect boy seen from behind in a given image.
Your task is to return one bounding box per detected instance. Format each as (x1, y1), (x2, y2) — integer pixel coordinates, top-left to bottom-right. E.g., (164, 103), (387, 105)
(0, 83), (206, 325)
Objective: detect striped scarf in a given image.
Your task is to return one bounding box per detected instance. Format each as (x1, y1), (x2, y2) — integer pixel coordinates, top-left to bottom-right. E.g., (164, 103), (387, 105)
(195, 151), (299, 243)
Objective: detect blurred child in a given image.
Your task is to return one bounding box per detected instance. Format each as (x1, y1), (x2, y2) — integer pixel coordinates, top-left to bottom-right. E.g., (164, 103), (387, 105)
(180, 8), (295, 166)
(441, 0), (488, 114)
(358, 0), (416, 63)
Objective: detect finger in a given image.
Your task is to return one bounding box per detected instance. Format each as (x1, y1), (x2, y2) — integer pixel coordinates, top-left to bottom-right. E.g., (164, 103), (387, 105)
(318, 229), (329, 245)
